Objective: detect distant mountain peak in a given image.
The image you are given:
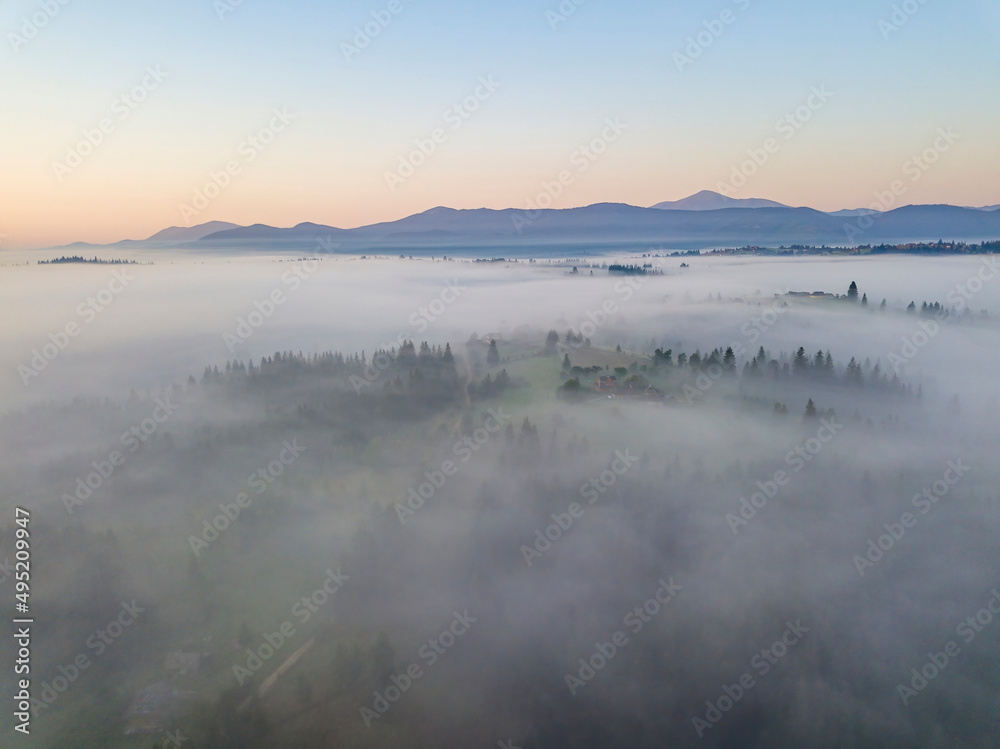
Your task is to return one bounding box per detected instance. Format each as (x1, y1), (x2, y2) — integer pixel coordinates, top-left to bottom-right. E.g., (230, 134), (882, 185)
(146, 221), (240, 242)
(424, 206), (458, 214)
(651, 190), (789, 211)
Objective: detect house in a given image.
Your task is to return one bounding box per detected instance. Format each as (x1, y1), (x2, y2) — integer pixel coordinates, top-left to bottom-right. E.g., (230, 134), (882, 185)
(787, 290), (836, 299)
(595, 375), (618, 392)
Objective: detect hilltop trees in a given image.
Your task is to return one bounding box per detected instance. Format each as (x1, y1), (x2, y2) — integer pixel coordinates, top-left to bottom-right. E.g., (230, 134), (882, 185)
(557, 377), (583, 400)
(793, 347), (810, 376)
(653, 348), (672, 366)
(469, 368), (512, 400)
(722, 346), (736, 373)
(727, 344), (910, 397)
(194, 341), (467, 417)
(545, 330), (560, 354)
(845, 357), (864, 386)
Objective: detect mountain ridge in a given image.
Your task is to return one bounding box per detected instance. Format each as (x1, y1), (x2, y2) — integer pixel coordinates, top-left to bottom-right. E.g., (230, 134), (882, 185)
(183, 202), (1000, 253)
(30, 192), (1000, 253)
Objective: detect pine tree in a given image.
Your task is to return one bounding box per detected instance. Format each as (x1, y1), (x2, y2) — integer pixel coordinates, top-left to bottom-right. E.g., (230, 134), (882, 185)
(495, 369), (510, 390)
(846, 357), (864, 386)
(723, 346), (736, 372)
(545, 330), (560, 354)
(804, 398), (817, 419)
(848, 282), (858, 302)
(793, 347), (809, 375)
(487, 339), (500, 367)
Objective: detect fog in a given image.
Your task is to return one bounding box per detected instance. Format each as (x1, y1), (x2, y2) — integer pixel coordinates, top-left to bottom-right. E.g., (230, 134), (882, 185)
(1, 250), (999, 747)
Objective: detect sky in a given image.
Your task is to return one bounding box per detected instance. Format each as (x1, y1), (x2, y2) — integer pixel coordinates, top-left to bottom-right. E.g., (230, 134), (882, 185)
(1, 0), (998, 249)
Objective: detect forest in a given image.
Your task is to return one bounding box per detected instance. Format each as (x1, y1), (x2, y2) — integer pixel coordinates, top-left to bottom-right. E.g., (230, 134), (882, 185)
(1, 262), (998, 748)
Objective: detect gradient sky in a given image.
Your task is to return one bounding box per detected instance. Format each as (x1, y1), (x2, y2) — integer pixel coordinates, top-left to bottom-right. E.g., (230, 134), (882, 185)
(1, 0), (998, 249)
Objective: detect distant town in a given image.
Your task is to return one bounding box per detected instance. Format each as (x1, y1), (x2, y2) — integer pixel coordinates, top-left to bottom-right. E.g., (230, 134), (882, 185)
(705, 240), (1000, 256)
